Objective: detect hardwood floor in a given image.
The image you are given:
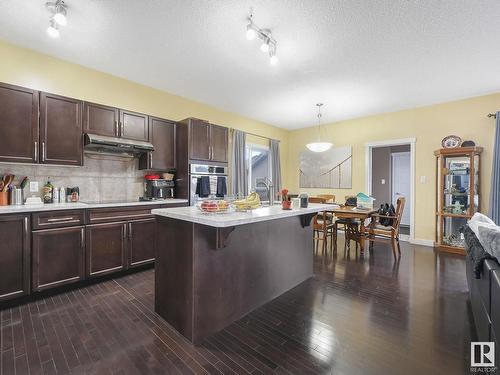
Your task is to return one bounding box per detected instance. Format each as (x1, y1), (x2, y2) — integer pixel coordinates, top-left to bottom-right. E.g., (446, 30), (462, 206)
(0, 238), (473, 375)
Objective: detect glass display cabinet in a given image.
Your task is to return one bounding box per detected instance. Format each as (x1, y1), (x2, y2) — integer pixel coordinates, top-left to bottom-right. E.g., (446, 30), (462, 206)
(435, 147), (482, 254)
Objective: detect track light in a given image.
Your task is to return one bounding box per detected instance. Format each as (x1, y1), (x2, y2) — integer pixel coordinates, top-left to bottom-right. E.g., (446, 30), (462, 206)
(47, 19), (60, 38)
(246, 24), (256, 40)
(245, 9), (278, 66)
(46, 0), (67, 37)
(260, 39), (270, 53)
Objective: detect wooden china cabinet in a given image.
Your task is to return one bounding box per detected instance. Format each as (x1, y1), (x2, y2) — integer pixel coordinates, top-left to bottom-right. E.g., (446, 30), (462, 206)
(435, 147), (483, 254)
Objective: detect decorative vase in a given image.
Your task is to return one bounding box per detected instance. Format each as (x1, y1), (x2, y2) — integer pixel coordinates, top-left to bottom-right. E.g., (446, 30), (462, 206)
(282, 200), (292, 210)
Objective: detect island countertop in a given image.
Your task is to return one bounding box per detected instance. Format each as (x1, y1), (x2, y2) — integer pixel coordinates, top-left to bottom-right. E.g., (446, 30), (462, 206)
(152, 203), (333, 227)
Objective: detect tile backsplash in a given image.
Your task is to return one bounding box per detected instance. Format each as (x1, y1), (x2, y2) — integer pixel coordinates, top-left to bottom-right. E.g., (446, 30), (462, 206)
(0, 154), (147, 202)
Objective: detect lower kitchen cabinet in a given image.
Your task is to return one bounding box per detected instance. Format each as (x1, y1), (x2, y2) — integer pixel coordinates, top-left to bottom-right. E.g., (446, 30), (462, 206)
(32, 226), (85, 291)
(86, 222), (127, 277)
(0, 215), (30, 301)
(128, 218), (156, 267)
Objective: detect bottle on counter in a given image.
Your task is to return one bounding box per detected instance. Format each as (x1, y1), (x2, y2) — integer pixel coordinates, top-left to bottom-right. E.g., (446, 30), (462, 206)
(42, 178), (54, 204)
(59, 187), (66, 203)
(53, 186), (59, 203)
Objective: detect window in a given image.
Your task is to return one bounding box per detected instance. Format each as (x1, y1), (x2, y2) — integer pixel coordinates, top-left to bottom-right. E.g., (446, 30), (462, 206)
(246, 143), (271, 200)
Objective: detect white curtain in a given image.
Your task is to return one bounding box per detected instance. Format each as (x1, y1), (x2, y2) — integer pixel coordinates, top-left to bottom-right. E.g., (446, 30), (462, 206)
(231, 130), (248, 197)
(270, 139), (282, 195)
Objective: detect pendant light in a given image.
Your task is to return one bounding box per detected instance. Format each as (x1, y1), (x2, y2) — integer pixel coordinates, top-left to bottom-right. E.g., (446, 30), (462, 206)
(306, 103), (332, 152)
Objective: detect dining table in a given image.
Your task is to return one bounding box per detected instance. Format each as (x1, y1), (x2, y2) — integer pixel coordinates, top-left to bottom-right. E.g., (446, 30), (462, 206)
(323, 205), (378, 253)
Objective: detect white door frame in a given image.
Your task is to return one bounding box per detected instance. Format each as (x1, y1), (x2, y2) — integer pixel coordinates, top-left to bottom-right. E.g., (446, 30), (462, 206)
(365, 138), (416, 242)
(391, 151), (411, 226)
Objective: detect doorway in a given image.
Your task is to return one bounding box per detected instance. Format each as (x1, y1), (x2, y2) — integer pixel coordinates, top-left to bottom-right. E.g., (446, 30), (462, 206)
(365, 138), (416, 241)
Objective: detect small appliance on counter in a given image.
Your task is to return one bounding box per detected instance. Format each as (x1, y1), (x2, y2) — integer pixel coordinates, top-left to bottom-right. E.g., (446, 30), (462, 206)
(141, 174), (175, 201)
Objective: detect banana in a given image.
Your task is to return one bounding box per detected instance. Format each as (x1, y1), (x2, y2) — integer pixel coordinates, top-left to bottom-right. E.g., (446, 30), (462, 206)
(233, 192), (261, 210)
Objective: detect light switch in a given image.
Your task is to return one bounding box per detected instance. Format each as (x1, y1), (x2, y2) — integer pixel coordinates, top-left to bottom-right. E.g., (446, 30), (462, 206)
(420, 176), (426, 184)
(381, 179), (386, 185)
(29, 181), (39, 192)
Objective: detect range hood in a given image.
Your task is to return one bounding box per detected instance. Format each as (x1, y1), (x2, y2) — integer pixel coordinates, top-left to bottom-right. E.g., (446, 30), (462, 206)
(84, 133), (154, 157)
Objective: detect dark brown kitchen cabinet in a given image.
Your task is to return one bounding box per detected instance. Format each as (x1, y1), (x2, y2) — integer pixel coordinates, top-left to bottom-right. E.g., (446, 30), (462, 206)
(210, 124), (228, 163)
(86, 222), (127, 278)
(32, 226), (85, 291)
(120, 109), (149, 141)
(128, 218), (156, 267)
(40, 92), (83, 166)
(139, 117), (176, 170)
(0, 83), (39, 164)
(189, 119), (211, 161)
(0, 215), (30, 302)
(83, 102), (119, 137)
(188, 118), (228, 163)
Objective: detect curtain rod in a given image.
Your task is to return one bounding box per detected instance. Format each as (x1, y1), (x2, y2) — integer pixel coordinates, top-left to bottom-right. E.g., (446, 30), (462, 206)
(230, 128), (280, 143)
(488, 113), (497, 118)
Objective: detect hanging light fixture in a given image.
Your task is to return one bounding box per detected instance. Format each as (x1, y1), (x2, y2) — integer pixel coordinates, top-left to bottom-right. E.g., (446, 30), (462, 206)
(306, 104), (332, 153)
(245, 9), (278, 66)
(46, 0), (68, 37)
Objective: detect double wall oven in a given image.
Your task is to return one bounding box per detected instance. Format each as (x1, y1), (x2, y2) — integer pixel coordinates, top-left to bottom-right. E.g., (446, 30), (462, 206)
(189, 164), (228, 205)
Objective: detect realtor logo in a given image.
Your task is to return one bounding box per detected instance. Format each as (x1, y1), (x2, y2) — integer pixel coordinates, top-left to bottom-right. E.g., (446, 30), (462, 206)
(471, 342), (495, 367)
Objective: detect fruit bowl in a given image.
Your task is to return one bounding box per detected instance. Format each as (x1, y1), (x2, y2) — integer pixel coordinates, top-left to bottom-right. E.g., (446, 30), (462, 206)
(197, 200), (232, 214)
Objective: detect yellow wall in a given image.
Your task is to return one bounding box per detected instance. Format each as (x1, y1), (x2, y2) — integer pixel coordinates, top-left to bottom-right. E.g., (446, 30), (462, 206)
(287, 94), (499, 241)
(0, 39), (289, 183)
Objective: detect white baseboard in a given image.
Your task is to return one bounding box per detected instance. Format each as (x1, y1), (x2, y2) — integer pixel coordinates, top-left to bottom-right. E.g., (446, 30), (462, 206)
(409, 238), (435, 247)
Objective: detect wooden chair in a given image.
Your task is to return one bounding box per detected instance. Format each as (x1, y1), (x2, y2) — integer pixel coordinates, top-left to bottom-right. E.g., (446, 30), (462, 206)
(309, 197), (335, 254)
(364, 197), (406, 258)
(336, 195), (360, 252)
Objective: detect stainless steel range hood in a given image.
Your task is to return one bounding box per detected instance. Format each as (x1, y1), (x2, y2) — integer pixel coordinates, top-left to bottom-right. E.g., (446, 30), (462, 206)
(84, 133), (154, 157)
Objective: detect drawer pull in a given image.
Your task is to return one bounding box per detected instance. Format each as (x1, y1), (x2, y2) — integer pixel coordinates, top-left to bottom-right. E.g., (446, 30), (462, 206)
(47, 217), (76, 222)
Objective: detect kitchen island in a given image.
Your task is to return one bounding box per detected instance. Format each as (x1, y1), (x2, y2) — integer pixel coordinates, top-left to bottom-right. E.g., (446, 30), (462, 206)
(152, 203), (332, 344)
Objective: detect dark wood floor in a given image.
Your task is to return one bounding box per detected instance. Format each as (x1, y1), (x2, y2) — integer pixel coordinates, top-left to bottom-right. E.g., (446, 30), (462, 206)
(0, 238), (474, 375)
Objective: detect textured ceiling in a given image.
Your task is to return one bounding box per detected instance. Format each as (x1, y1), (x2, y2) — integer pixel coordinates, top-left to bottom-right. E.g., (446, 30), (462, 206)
(1, 0), (500, 129)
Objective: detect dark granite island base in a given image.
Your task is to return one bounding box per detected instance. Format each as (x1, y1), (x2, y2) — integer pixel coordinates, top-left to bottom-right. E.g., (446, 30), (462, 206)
(153, 204), (330, 344)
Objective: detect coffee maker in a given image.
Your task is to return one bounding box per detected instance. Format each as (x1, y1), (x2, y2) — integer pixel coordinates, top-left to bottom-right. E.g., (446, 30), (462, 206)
(142, 178), (175, 200)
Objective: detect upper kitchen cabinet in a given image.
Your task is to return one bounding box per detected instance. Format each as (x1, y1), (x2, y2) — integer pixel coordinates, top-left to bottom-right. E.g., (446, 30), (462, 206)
(210, 124), (229, 163)
(0, 82), (39, 163)
(40, 92), (83, 166)
(83, 102), (119, 137)
(83, 102), (149, 142)
(186, 118), (228, 163)
(139, 117), (176, 170)
(189, 118), (211, 161)
(120, 109), (149, 142)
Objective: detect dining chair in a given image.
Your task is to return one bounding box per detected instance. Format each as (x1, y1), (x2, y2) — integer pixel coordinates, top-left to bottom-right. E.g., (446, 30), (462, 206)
(309, 197), (334, 255)
(364, 197), (406, 258)
(336, 195), (360, 252)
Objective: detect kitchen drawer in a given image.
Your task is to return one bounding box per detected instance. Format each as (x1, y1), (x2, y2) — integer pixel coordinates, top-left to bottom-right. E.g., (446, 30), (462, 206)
(32, 210), (85, 230)
(87, 206), (155, 224)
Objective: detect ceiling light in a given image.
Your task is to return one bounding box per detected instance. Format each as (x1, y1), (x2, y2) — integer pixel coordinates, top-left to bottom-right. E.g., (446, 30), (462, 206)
(53, 9), (67, 26)
(306, 104), (332, 153)
(269, 52), (279, 65)
(47, 19), (60, 38)
(246, 24), (256, 40)
(244, 9), (278, 66)
(260, 40), (270, 53)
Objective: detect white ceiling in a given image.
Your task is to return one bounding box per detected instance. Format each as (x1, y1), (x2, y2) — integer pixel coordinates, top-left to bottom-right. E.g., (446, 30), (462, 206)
(1, 0), (500, 129)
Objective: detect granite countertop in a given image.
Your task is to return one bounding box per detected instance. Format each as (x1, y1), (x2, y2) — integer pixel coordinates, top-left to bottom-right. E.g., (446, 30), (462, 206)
(152, 203), (333, 228)
(0, 199), (189, 215)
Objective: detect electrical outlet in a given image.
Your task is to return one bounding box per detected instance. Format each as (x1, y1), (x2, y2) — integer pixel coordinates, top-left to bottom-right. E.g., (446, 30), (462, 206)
(420, 176), (426, 184)
(29, 181), (39, 193)
(381, 179), (386, 185)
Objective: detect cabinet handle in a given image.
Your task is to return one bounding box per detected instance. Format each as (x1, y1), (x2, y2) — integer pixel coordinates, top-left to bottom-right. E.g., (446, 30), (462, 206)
(128, 222), (132, 240)
(81, 228), (85, 249)
(114, 120), (118, 135)
(24, 216), (28, 235)
(123, 224), (127, 240)
(34, 141), (38, 162)
(120, 122), (124, 135)
(41, 142), (46, 162)
(149, 152), (153, 169)
(47, 217), (75, 222)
